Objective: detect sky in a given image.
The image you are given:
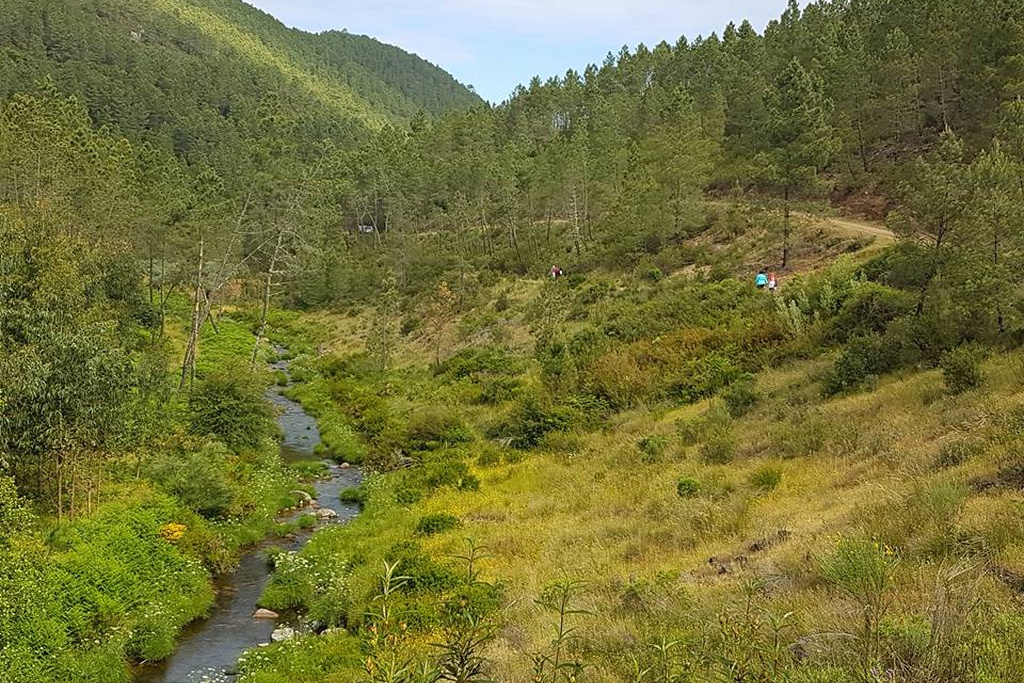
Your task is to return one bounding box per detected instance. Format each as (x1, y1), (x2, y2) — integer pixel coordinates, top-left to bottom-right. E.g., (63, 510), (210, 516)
(243, 0), (794, 104)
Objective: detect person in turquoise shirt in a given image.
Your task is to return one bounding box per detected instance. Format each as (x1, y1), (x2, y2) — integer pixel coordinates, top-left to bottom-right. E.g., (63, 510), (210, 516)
(755, 269), (768, 289)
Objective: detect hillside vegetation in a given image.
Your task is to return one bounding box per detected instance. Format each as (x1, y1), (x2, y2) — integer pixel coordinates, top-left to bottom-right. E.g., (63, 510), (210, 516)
(2, 0), (1024, 682)
(0, 0), (480, 173)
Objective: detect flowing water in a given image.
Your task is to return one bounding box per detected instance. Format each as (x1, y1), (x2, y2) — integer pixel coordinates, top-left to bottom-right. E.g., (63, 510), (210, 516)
(136, 351), (360, 683)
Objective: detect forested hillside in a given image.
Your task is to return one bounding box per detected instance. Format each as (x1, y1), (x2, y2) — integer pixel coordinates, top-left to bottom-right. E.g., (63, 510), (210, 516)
(4, 0), (1024, 682)
(0, 0), (480, 176)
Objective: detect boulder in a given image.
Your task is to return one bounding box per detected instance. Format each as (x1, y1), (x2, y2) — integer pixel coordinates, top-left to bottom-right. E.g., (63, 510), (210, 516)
(316, 508), (338, 519)
(291, 490), (314, 506)
(339, 462), (351, 469)
(253, 608), (279, 620)
(271, 626), (296, 642)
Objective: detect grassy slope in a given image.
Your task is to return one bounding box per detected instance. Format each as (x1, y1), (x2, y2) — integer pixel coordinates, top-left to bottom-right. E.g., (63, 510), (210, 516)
(237, 212), (1024, 681)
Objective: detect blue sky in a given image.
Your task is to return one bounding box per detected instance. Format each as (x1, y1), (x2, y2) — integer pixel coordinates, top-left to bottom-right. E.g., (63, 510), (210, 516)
(244, 1), (793, 104)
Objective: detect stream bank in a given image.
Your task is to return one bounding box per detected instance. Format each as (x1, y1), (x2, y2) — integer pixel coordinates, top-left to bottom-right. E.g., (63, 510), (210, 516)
(135, 350), (360, 683)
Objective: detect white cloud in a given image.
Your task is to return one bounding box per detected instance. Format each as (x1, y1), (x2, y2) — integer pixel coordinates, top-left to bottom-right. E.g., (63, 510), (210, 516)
(247, 0), (784, 40)
(437, 0), (772, 35)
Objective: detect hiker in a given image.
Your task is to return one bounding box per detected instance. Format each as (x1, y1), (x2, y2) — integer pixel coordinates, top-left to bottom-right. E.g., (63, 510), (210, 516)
(767, 270), (778, 293)
(550, 265), (564, 279)
(754, 269), (768, 290)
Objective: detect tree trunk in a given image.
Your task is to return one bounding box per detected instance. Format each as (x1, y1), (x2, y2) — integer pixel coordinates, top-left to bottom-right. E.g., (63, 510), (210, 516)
(782, 186), (791, 269)
(179, 233), (205, 391)
(252, 228), (285, 368)
(571, 189), (583, 258)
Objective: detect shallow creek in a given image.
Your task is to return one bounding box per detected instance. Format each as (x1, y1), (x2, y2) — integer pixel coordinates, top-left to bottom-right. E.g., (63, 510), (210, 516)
(136, 351), (360, 683)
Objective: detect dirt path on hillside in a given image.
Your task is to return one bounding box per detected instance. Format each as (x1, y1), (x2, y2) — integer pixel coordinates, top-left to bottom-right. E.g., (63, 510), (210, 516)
(810, 214), (895, 242)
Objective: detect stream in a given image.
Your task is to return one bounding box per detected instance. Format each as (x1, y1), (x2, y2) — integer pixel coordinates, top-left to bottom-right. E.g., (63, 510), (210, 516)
(136, 350), (361, 683)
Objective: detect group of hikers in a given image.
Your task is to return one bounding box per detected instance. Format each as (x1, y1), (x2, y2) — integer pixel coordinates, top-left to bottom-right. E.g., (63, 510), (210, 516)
(755, 268), (778, 293)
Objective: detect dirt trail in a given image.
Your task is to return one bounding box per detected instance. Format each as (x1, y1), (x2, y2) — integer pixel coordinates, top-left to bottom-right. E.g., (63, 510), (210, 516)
(810, 214), (895, 242)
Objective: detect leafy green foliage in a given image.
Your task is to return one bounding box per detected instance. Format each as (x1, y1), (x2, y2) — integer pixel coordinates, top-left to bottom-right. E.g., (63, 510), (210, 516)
(676, 477), (701, 499)
(749, 465), (783, 492)
(721, 376), (761, 418)
(414, 513), (462, 536)
(1, 490), (219, 681)
(145, 444), (236, 519)
(941, 346), (984, 395)
(188, 362), (275, 451)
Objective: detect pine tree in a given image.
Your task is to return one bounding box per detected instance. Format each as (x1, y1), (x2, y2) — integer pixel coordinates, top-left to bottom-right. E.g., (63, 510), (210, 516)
(758, 58), (837, 267)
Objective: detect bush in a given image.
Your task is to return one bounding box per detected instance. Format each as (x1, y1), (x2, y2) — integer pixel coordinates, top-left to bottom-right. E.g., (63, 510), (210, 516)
(415, 513), (462, 536)
(504, 396), (585, 450)
(638, 435), (670, 462)
(474, 376), (522, 405)
(475, 446), (503, 467)
(338, 486), (368, 506)
(642, 266), (664, 282)
(406, 408), (475, 450)
(818, 536), (898, 608)
(385, 541), (460, 592)
(750, 465), (783, 492)
(823, 335), (889, 396)
(701, 428), (736, 464)
(416, 458), (480, 493)
(942, 345), (984, 395)
(676, 477), (701, 499)
(827, 283), (916, 344)
(436, 346), (518, 380)
(0, 476), (31, 544)
(145, 444), (235, 519)
(188, 363), (274, 451)
(721, 376), (760, 418)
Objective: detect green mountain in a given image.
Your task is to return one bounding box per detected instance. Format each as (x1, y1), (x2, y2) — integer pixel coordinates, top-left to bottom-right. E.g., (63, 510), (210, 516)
(0, 0), (481, 164)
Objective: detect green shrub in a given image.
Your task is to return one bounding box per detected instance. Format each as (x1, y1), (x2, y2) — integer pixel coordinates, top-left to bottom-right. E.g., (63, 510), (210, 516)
(538, 431), (585, 456)
(476, 446), (503, 467)
(261, 549), (314, 610)
(0, 476), (31, 544)
(643, 266), (664, 282)
(638, 435), (670, 462)
(474, 376), (522, 405)
(942, 345), (984, 395)
(823, 335), (889, 396)
(394, 482), (424, 505)
(421, 460), (480, 492)
(504, 396), (581, 450)
(818, 536), (898, 608)
(827, 283), (916, 343)
(188, 362), (274, 451)
(676, 477), (701, 498)
(338, 486), (368, 506)
(721, 376), (760, 418)
(750, 465), (783, 492)
(415, 513), (462, 536)
(385, 541), (460, 592)
(145, 444), (235, 519)
(436, 346), (518, 380)
(406, 408), (475, 450)
(701, 428), (736, 464)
